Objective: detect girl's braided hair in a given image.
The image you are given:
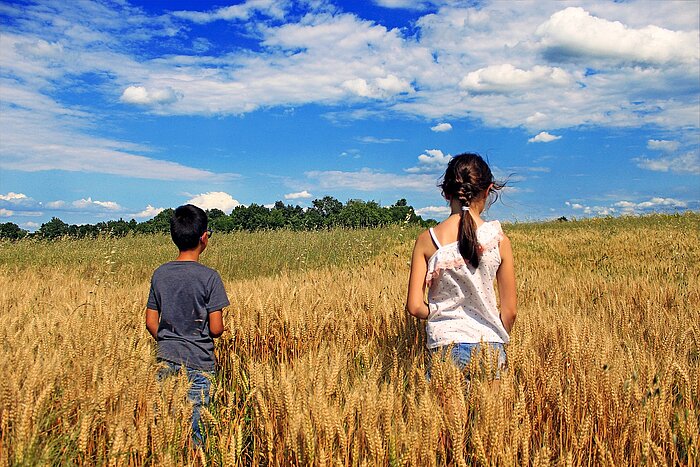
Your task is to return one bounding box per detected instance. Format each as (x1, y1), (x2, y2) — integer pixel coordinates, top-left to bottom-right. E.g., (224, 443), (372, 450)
(439, 153), (505, 267)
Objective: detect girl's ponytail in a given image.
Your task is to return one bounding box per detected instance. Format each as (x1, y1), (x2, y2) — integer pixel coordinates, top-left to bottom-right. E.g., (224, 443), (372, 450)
(440, 153), (505, 268)
(458, 205), (480, 267)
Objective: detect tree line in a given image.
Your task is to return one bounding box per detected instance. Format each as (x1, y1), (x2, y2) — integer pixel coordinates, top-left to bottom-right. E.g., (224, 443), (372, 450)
(0, 197), (435, 240)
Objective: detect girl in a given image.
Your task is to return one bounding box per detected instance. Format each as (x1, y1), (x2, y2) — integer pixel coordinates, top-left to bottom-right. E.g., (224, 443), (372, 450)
(406, 153), (516, 375)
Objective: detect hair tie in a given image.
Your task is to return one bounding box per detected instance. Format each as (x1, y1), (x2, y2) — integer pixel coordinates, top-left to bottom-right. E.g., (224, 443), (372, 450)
(461, 206), (470, 212)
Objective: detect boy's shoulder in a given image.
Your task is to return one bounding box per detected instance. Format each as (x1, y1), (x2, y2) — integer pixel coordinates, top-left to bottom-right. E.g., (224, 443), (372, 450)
(151, 261), (220, 280)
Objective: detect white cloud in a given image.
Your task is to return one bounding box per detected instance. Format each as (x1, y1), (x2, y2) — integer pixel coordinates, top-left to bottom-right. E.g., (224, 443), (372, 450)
(120, 86), (180, 105)
(357, 136), (403, 144)
(186, 192), (241, 212)
(536, 7), (699, 66)
(131, 205), (165, 219)
(373, 0), (432, 10)
(284, 190), (313, 200)
(406, 149), (452, 173)
(634, 151), (700, 175)
(342, 75), (413, 99)
(0, 0), (698, 191)
(567, 196), (690, 216)
(0, 80), (233, 180)
(431, 122), (452, 132)
(71, 198), (123, 211)
(172, 0), (287, 24)
(46, 201), (65, 209)
(0, 192), (28, 201)
(647, 139), (680, 152)
(0, 209), (13, 217)
(0, 192), (39, 211)
(415, 205), (451, 219)
(566, 201), (616, 216)
(528, 131), (562, 143)
(460, 64), (572, 94)
(305, 168), (436, 192)
(23, 221), (39, 229)
(614, 197), (687, 214)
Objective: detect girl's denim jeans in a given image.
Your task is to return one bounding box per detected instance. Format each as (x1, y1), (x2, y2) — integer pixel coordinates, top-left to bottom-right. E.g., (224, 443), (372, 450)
(428, 342), (507, 380)
(157, 360), (213, 445)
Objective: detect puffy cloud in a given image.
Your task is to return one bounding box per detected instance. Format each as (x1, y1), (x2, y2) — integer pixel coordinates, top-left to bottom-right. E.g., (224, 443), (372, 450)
(634, 151), (700, 175)
(415, 205), (451, 219)
(46, 201), (65, 209)
(537, 7), (699, 66)
(567, 196), (689, 216)
(0, 192), (40, 211)
(342, 75), (413, 99)
(431, 123), (452, 132)
(0, 209), (13, 217)
(120, 86), (180, 105)
(71, 198), (123, 211)
(406, 149), (452, 173)
(305, 168), (436, 192)
(566, 201), (616, 216)
(647, 139), (680, 152)
(284, 190), (313, 200)
(460, 64), (572, 94)
(172, 0), (287, 23)
(614, 197), (687, 213)
(186, 192), (241, 212)
(0, 192), (28, 202)
(131, 205), (165, 219)
(528, 131), (562, 143)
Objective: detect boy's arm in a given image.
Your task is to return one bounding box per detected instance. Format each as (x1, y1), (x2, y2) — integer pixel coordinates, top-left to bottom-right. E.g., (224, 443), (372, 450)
(145, 308), (159, 339)
(209, 310), (224, 338)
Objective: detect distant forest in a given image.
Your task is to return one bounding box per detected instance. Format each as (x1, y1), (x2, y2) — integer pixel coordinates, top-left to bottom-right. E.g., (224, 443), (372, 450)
(0, 197), (435, 240)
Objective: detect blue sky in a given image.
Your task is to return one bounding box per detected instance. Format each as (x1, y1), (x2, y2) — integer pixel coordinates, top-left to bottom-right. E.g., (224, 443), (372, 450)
(1, 0), (698, 229)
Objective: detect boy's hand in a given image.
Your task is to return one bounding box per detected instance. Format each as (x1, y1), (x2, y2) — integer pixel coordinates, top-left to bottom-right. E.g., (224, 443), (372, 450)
(145, 308), (159, 339)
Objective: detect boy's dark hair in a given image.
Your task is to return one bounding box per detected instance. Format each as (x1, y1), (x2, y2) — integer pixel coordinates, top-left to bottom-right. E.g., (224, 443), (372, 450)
(170, 204), (208, 251)
(439, 153), (505, 267)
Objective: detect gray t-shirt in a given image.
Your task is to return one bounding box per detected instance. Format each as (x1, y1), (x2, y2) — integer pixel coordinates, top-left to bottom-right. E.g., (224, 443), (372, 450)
(147, 261), (230, 371)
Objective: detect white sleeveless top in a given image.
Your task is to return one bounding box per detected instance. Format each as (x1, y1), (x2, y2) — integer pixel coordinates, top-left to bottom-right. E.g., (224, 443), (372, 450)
(425, 220), (510, 349)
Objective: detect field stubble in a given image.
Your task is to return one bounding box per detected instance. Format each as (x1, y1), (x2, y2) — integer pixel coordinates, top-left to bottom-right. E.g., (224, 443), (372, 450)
(0, 214), (698, 466)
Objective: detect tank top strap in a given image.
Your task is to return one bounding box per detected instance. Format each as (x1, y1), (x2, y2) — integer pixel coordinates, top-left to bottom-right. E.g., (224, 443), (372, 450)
(428, 228), (442, 249)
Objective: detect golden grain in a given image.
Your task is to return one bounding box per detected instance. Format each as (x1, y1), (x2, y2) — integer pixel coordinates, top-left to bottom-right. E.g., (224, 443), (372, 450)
(1, 216), (698, 465)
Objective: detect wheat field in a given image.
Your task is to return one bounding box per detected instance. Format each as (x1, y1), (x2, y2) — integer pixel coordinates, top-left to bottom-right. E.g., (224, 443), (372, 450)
(1, 214), (698, 466)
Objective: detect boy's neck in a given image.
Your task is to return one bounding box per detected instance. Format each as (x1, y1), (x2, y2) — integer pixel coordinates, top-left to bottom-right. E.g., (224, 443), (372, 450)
(175, 248), (201, 262)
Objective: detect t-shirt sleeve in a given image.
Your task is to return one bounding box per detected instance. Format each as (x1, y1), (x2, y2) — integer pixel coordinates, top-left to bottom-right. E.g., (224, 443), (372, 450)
(146, 278), (159, 310)
(206, 272), (230, 312)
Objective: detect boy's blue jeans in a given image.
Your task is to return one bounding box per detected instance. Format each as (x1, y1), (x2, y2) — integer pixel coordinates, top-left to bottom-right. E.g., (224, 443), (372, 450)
(157, 360), (213, 444)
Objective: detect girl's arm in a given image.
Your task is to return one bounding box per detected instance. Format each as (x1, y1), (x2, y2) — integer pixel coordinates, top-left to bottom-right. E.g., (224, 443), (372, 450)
(496, 234), (517, 333)
(406, 231), (431, 319)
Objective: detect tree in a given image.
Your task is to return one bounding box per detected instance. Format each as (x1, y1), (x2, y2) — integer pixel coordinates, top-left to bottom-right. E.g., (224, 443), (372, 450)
(0, 222), (27, 240)
(38, 217), (70, 239)
(311, 196), (343, 219)
(136, 208), (173, 233)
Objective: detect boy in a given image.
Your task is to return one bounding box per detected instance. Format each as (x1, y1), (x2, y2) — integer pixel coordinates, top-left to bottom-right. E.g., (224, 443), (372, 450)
(146, 204), (229, 444)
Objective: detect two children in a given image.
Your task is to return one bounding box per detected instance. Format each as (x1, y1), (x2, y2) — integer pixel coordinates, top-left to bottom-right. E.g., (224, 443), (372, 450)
(147, 153), (516, 443)
(145, 204), (229, 444)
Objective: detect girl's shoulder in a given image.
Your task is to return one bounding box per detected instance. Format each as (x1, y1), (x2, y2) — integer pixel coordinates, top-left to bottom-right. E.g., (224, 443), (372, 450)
(478, 220), (504, 251)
